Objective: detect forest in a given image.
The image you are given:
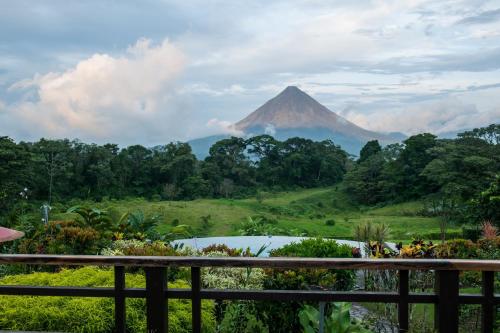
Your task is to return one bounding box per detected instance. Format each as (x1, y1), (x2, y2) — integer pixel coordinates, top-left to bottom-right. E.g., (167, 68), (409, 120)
(1, 124), (499, 229)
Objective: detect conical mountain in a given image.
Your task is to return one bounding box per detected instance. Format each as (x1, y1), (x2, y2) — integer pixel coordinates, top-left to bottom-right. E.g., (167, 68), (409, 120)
(235, 86), (393, 141)
(189, 86), (404, 158)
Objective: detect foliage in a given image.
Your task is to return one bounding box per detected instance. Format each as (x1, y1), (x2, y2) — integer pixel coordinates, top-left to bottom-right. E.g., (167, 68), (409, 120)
(17, 220), (101, 255)
(343, 125), (500, 231)
(100, 239), (177, 257)
(200, 251), (266, 290)
(358, 140), (382, 164)
(200, 243), (251, 257)
(219, 301), (269, 333)
(258, 238), (355, 332)
(481, 220), (498, 239)
(0, 267), (216, 333)
(398, 239), (437, 258)
(115, 210), (160, 240)
(325, 219), (336, 226)
(67, 205), (113, 235)
(469, 176), (500, 226)
(299, 303), (371, 333)
(238, 216), (283, 236)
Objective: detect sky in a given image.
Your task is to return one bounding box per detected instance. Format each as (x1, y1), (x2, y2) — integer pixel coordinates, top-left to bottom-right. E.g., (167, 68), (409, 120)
(0, 0), (499, 145)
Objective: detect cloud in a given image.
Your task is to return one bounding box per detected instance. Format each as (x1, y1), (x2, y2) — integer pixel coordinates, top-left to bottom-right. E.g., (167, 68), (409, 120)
(1, 1), (500, 144)
(2, 38), (190, 144)
(206, 118), (243, 136)
(264, 124), (276, 136)
(457, 8), (500, 25)
(340, 98), (500, 135)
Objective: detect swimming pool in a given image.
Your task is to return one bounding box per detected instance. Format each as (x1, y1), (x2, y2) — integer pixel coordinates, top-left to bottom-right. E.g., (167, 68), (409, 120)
(172, 236), (369, 257)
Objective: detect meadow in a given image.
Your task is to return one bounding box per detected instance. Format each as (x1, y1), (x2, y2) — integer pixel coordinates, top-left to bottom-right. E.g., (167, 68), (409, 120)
(54, 186), (459, 242)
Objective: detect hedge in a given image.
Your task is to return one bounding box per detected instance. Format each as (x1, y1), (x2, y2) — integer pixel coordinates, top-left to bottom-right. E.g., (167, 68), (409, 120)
(0, 266), (215, 333)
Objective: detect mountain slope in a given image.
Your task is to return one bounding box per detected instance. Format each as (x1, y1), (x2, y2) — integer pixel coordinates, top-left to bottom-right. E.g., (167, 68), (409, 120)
(235, 86), (395, 142)
(190, 86), (404, 158)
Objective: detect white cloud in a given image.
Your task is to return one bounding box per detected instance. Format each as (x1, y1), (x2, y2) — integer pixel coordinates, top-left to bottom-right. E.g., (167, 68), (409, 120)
(206, 118), (243, 136)
(2, 38), (189, 144)
(264, 124), (276, 136)
(341, 97), (500, 135)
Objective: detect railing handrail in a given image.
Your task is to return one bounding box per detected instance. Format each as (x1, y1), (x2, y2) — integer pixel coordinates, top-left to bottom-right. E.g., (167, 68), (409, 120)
(0, 254), (499, 271)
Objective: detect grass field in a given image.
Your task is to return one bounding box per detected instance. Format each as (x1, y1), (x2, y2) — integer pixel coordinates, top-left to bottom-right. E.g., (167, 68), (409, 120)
(55, 186), (460, 242)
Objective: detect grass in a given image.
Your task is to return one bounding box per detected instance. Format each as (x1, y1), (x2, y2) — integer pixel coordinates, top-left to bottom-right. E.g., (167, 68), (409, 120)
(53, 186), (460, 242)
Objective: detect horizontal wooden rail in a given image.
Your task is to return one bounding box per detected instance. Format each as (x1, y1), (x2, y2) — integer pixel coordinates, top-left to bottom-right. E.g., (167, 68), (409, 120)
(0, 255), (499, 332)
(0, 254), (499, 271)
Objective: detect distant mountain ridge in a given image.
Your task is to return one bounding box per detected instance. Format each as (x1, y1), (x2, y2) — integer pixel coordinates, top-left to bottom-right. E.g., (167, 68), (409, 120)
(190, 86), (405, 158)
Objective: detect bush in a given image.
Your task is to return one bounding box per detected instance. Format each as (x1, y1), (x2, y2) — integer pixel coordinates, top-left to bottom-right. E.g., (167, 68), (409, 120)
(219, 301), (268, 333)
(325, 219), (336, 226)
(17, 220), (101, 255)
(435, 239), (477, 259)
(101, 240), (177, 257)
(462, 226), (481, 241)
(0, 267), (215, 333)
(259, 238), (355, 332)
(420, 231), (463, 240)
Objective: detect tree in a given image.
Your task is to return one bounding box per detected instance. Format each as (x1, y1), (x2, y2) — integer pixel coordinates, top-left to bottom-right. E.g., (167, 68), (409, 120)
(458, 123), (499, 145)
(344, 153), (386, 204)
(469, 176), (500, 226)
(0, 137), (31, 213)
(358, 140), (381, 163)
(205, 137), (255, 193)
(31, 139), (74, 204)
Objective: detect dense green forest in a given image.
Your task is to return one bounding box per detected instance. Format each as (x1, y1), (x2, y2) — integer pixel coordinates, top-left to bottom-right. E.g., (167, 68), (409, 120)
(1, 124), (499, 228)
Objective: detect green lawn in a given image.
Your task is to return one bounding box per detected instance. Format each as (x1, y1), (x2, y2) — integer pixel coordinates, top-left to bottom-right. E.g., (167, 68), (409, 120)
(54, 186), (460, 242)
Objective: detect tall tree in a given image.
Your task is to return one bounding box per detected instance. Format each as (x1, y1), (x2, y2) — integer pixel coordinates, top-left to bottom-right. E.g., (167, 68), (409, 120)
(358, 140), (382, 163)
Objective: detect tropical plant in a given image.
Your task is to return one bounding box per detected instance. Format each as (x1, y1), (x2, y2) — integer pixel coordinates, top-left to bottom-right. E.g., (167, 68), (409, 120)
(299, 303), (371, 333)
(67, 205), (113, 235)
(115, 210), (160, 240)
(238, 216), (283, 236)
(481, 220), (498, 239)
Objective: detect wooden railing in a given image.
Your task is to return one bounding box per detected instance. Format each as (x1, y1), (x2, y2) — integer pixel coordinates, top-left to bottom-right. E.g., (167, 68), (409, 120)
(0, 255), (499, 333)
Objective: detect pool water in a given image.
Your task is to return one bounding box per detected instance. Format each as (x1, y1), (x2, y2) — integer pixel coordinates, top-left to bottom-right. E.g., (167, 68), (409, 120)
(172, 236), (367, 257)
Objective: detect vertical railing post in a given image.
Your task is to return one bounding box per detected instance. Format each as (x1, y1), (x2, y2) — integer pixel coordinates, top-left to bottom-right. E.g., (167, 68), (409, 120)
(145, 267), (167, 333)
(114, 266), (126, 333)
(481, 271), (494, 333)
(191, 266), (202, 333)
(435, 270), (459, 333)
(398, 270), (409, 332)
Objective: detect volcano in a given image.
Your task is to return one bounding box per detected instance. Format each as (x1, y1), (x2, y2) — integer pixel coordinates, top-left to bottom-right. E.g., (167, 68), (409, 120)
(189, 86), (404, 158)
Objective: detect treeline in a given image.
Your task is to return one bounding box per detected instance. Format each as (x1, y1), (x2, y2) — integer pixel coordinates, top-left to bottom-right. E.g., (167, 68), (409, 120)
(0, 135), (348, 209)
(1, 124), (498, 225)
(344, 124), (500, 225)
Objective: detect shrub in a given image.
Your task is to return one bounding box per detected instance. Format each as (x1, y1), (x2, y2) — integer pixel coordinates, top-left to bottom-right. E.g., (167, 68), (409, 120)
(481, 220), (498, 239)
(462, 226), (481, 241)
(151, 194), (162, 202)
(476, 237), (500, 259)
(325, 219), (336, 226)
(219, 301), (268, 333)
(435, 239), (477, 259)
(200, 244), (250, 257)
(195, 247), (267, 332)
(101, 240), (183, 281)
(101, 240), (177, 257)
(17, 220), (101, 255)
(299, 303), (371, 333)
(0, 267), (215, 333)
(259, 238), (355, 332)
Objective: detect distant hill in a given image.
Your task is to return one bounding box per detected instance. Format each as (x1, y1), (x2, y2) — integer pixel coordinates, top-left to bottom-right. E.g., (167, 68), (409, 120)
(190, 86), (404, 158)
